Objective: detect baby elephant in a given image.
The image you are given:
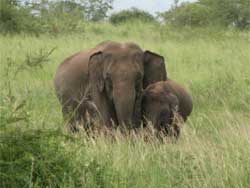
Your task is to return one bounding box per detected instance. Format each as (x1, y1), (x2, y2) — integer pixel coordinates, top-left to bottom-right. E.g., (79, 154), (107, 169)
(142, 79), (193, 138)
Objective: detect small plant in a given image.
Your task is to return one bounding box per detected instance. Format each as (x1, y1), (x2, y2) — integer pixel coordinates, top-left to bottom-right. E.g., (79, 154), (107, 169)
(0, 47), (55, 128)
(0, 90), (29, 127)
(24, 47), (56, 69)
(0, 58), (30, 128)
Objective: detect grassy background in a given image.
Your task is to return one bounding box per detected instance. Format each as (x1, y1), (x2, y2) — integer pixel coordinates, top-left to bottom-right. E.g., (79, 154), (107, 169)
(0, 23), (250, 188)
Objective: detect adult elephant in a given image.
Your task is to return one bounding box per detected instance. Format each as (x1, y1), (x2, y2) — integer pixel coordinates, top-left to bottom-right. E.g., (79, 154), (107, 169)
(54, 41), (166, 132)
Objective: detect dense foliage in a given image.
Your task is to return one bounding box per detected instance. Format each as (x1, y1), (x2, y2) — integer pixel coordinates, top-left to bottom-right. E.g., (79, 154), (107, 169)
(160, 0), (250, 29)
(0, 0), (36, 33)
(110, 8), (156, 24)
(0, 0), (113, 33)
(1, 0), (249, 34)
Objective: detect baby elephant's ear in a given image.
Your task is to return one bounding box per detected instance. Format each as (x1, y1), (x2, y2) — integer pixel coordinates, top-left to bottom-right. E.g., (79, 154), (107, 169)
(143, 51), (167, 89)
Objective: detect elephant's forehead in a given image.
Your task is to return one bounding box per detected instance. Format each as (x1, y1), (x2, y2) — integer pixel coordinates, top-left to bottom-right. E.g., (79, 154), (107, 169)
(112, 67), (140, 78)
(104, 44), (143, 55)
(109, 61), (142, 74)
(146, 82), (166, 92)
(105, 50), (142, 58)
(144, 83), (170, 100)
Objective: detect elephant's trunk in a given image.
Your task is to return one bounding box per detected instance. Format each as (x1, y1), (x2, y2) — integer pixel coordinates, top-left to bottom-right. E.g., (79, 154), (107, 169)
(113, 83), (137, 129)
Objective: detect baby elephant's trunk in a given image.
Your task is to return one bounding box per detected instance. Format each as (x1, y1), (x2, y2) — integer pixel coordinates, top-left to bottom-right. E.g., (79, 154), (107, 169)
(157, 111), (182, 138)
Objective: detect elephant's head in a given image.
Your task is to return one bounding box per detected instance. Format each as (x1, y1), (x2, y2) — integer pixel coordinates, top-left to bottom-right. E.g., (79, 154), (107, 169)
(142, 81), (180, 137)
(88, 42), (166, 129)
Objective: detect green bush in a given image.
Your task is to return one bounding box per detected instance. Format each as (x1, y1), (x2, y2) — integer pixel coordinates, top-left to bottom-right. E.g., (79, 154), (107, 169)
(0, 0), (114, 34)
(160, 0), (250, 29)
(0, 128), (117, 188)
(200, 0), (250, 29)
(0, 129), (81, 188)
(110, 8), (156, 25)
(162, 2), (211, 27)
(0, 0), (28, 33)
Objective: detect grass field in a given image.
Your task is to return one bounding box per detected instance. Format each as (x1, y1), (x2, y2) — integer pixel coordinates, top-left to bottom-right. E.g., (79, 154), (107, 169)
(1, 23), (250, 188)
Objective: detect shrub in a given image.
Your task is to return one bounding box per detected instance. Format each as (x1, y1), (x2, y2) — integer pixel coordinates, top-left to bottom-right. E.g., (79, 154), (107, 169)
(0, 0), (26, 33)
(110, 8), (156, 25)
(160, 0), (250, 29)
(161, 2), (211, 27)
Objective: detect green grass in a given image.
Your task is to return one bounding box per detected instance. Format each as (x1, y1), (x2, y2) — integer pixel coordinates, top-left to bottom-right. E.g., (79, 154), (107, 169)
(0, 23), (250, 188)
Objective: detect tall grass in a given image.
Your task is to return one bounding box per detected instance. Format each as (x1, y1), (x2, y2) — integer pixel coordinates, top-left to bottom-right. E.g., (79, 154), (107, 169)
(0, 22), (250, 188)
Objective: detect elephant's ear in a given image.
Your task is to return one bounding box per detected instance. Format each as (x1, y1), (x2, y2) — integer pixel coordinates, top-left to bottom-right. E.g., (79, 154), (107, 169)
(88, 51), (105, 92)
(143, 51), (167, 88)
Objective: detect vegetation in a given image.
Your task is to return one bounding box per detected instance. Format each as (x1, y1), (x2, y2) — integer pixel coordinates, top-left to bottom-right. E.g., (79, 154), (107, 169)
(0, 0), (114, 33)
(0, 0), (35, 33)
(0, 0), (250, 187)
(110, 8), (156, 24)
(0, 22), (250, 187)
(160, 0), (250, 29)
(1, 0), (249, 34)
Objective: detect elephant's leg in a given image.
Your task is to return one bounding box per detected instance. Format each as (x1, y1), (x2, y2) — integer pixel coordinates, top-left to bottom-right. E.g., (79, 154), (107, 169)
(171, 112), (184, 138)
(61, 97), (102, 134)
(61, 96), (86, 133)
(62, 108), (76, 132)
(62, 102), (80, 133)
(77, 102), (92, 133)
(82, 100), (104, 134)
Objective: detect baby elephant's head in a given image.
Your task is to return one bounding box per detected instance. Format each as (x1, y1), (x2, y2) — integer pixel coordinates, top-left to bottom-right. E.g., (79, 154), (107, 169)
(142, 82), (180, 138)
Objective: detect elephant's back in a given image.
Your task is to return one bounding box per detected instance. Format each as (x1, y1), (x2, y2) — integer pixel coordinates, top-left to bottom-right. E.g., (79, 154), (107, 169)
(54, 49), (94, 102)
(54, 42), (113, 101)
(164, 80), (193, 119)
(56, 40), (109, 72)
